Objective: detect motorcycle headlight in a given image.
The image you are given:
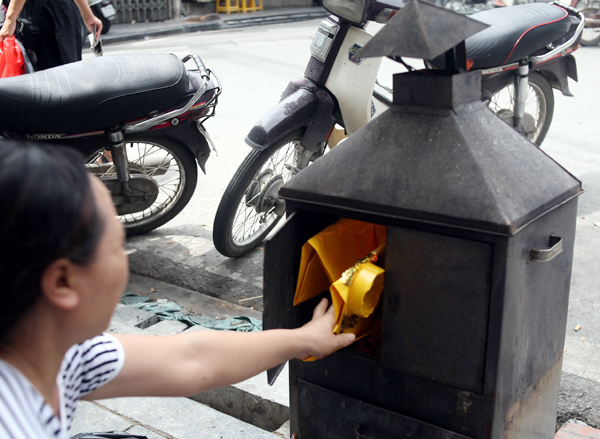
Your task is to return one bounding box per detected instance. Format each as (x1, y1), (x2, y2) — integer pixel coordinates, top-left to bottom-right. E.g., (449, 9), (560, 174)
(322, 0), (371, 24)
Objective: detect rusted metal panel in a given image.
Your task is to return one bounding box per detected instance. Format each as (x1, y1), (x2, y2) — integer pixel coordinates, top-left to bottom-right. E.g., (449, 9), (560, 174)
(297, 380), (475, 439)
(381, 227), (493, 394)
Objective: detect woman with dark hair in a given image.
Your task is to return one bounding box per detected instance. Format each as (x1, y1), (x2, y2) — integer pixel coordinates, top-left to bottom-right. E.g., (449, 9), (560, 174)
(0, 141), (355, 439)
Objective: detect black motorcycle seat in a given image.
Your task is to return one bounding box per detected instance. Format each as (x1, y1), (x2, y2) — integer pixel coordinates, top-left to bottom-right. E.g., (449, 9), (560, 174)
(466, 3), (571, 70)
(0, 54), (189, 134)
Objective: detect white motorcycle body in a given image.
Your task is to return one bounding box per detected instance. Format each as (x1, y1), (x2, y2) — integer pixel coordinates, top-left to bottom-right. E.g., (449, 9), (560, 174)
(324, 26), (382, 136)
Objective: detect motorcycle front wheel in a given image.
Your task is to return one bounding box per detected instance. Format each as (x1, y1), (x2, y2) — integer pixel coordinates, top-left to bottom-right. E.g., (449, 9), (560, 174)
(84, 136), (198, 236)
(213, 132), (303, 258)
(100, 16), (111, 35)
(577, 2), (600, 46)
(487, 71), (554, 146)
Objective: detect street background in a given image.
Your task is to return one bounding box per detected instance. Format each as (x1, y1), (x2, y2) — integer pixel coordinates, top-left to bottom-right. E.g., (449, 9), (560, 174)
(91, 17), (600, 426)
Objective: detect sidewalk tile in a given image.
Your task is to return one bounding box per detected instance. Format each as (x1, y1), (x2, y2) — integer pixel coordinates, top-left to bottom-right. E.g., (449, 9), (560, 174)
(71, 401), (133, 435)
(127, 425), (169, 439)
(95, 396), (281, 439)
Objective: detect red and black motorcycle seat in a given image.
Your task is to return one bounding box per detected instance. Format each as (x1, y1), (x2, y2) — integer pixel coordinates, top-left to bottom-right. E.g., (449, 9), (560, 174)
(0, 54), (189, 134)
(466, 3), (572, 70)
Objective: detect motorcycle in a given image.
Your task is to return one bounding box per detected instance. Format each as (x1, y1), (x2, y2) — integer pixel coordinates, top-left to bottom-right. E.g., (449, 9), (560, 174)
(212, 0), (583, 258)
(572, 0), (600, 45)
(88, 0), (117, 35)
(440, 0), (534, 15)
(0, 53), (221, 236)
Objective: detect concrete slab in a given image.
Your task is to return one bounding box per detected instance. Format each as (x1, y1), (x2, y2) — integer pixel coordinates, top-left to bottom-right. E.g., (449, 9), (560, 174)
(275, 420), (290, 438)
(71, 401), (133, 435)
(106, 321), (148, 335)
(95, 396), (282, 439)
(125, 230), (266, 311)
(563, 334), (600, 383)
(189, 365), (289, 431)
(111, 303), (159, 329)
(127, 272), (263, 320)
(127, 425), (169, 439)
(558, 373), (600, 428)
(235, 365), (289, 408)
(142, 319), (189, 336)
(183, 325), (211, 332)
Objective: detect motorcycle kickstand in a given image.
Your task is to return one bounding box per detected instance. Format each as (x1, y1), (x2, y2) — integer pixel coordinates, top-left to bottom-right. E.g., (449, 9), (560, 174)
(512, 62), (530, 133)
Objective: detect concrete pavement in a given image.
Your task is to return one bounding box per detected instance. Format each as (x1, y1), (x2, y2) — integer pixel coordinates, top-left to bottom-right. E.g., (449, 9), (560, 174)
(95, 6), (329, 46)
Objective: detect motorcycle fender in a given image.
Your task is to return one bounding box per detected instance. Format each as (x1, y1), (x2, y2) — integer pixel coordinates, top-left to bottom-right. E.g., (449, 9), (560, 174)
(121, 123), (210, 174)
(60, 122), (211, 173)
(152, 123), (211, 174)
(245, 88), (320, 151)
(281, 78), (315, 100)
(537, 54), (577, 97)
(300, 87), (336, 152)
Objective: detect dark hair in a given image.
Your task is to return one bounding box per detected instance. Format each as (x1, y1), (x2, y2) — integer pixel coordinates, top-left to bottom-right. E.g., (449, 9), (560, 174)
(0, 141), (105, 343)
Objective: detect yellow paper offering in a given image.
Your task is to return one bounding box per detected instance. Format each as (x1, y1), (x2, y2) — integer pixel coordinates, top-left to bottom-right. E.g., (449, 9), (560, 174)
(330, 245), (385, 336)
(294, 219), (386, 361)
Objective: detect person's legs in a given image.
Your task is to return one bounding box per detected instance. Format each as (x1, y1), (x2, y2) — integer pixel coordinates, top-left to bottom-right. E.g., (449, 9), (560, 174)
(32, 11), (63, 70)
(33, 0), (83, 70)
(53, 0), (84, 65)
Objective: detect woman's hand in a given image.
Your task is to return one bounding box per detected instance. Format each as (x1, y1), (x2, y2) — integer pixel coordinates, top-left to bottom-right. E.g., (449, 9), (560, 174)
(72, 0), (103, 39)
(82, 14), (103, 40)
(0, 20), (16, 42)
(0, 13), (18, 42)
(0, 0), (26, 42)
(295, 298), (355, 360)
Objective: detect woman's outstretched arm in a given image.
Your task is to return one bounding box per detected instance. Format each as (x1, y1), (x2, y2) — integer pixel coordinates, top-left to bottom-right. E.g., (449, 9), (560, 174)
(85, 298), (354, 399)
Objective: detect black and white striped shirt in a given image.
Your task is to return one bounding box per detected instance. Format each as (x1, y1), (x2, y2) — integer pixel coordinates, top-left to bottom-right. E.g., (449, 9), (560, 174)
(0, 333), (125, 438)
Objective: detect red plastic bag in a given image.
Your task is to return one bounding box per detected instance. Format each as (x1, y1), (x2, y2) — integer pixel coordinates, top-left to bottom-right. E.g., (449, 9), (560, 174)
(0, 36), (25, 78)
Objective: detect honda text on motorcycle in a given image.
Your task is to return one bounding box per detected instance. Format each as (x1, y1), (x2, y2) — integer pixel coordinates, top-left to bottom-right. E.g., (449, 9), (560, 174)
(212, 0), (584, 258)
(0, 53), (221, 235)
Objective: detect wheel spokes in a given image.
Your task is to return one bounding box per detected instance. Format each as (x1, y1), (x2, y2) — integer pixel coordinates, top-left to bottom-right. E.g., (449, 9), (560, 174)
(488, 79), (545, 143)
(230, 141), (298, 245)
(85, 140), (185, 227)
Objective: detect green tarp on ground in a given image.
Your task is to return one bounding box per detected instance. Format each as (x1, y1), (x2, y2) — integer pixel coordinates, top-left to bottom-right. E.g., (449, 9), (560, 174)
(121, 292), (262, 332)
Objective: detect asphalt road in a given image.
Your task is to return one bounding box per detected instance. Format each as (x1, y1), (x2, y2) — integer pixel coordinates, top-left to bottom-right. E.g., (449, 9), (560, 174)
(96, 20), (600, 425)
